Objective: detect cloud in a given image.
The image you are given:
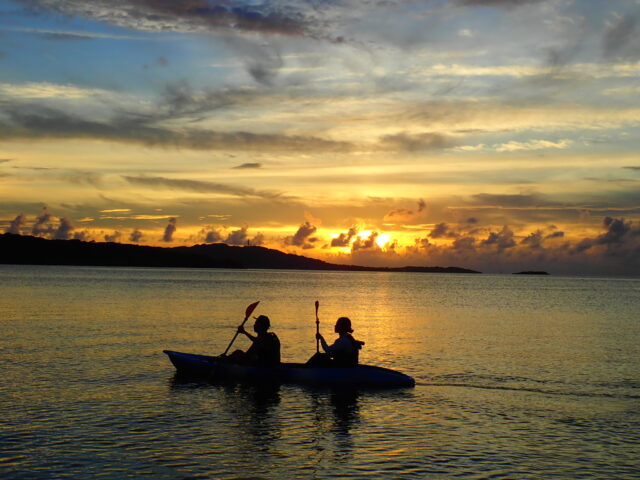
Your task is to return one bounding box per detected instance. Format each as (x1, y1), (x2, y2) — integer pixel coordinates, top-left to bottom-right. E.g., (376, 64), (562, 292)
(571, 217), (640, 258)
(225, 226), (249, 246)
(545, 231), (564, 239)
(495, 139), (573, 153)
(32, 205), (54, 236)
(53, 217), (74, 240)
(453, 236), (476, 251)
(378, 132), (452, 152)
(331, 227), (358, 247)
(122, 175), (289, 200)
(129, 229), (143, 243)
(38, 31), (93, 41)
(603, 15), (639, 59)
(0, 103), (353, 153)
(456, 0), (545, 8)
(224, 225), (263, 246)
(521, 230), (544, 249)
(470, 193), (548, 208)
(482, 226), (516, 252)
(285, 221), (318, 249)
(385, 199), (427, 220)
(200, 227), (224, 244)
(233, 162), (262, 169)
(429, 222), (459, 239)
(5, 213), (27, 234)
(352, 231), (379, 251)
(162, 217), (177, 242)
(104, 231), (122, 242)
(16, 0), (315, 37)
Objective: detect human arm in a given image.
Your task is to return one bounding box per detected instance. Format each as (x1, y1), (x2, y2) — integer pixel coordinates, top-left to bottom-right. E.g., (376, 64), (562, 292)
(316, 333), (330, 353)
(238, 325), (256, 342)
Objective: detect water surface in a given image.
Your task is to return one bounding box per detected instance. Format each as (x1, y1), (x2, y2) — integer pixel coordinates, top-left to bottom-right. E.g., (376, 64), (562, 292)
(1, 265), (639, 478)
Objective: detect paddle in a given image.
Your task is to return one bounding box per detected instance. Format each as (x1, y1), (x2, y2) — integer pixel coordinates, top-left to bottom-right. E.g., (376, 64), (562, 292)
(315, 300), (320, 353)
(222, 301), (260, 356)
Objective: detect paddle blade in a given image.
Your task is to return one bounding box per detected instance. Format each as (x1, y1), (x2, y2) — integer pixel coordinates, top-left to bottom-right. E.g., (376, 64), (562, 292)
(245, 301), (260, 319)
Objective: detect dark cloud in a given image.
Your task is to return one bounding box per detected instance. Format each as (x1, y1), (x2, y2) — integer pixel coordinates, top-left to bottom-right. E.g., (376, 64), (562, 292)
(597, 216), (634, 245)
(352, 231), (379, 251)
(0, 159), (12, 164)
(122, 175), (290, 200)
(331, 227), (358, 247)
(73, 230), (91, 241)
(5, 213), (27, 234)
(571, 217), (640, 258)
(0, 103), (353, 153)
(482, 226), (516, 252)
(624, 166), (640, 171)
(414, 237), (431, 249)
(453, 236), (476, 251)
(53, 217), (74, 240)
(203, 228), (223, 244)
(471, 193), (547, 208)
(429, 222), (458, 239)
(129, 229), (143, 243)
(32, 205), (54, 236)
(285, 221), (317, 249)
(38, 32), (92, 41)
(233, 162), (262, 170)
(104, 231), (122, 242)
(466, 217), (479, 224)
(16, 0), (313, 37)
(545, 231), (564, 239)
(379, 132), (452, 152)
(456, 0), (545, 8)
(603, 15), (638, 59)
(385, 199), (426, 220)
(225, 225), (265, 246)
(162, 217), (177, 242)
(521, 230), (544, 249)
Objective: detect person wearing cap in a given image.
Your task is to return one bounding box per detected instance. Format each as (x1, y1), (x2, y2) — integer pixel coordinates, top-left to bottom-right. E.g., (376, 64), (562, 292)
(316, 317), (365, 367)
(233, 314), (281, 366)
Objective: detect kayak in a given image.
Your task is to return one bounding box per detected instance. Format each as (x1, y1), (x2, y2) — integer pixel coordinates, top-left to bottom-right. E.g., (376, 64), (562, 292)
(163, 350), (415, 388)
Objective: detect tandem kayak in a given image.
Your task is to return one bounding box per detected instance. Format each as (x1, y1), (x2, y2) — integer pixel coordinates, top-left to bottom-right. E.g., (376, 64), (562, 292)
(163, 350), (415, 388)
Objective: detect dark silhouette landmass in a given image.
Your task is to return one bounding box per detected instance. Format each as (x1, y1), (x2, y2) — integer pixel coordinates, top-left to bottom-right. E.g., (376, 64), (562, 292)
(0, 233), (480, 274)
(513, 271), (549, 275)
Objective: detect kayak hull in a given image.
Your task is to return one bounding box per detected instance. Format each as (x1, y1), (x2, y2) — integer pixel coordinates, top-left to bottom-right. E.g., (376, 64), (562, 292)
(163, 350), (415, 388)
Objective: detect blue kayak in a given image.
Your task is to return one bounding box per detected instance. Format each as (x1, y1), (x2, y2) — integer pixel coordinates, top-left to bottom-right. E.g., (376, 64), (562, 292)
(163, 350), (415, 388)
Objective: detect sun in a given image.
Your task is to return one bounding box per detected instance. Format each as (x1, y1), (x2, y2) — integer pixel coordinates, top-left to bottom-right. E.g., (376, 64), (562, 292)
(376, 233), (391, 248)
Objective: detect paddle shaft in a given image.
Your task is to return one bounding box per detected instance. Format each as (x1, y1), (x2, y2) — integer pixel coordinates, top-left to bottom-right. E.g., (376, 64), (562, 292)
(223, 301), (260, 356)
(315, 300), (320, 353)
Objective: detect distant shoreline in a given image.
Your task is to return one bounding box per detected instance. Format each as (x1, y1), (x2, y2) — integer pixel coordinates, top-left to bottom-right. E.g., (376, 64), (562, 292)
(0, 233), (481, 274)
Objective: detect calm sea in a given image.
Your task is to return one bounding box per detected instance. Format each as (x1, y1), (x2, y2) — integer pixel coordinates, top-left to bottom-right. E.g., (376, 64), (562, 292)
(1, 265), (639, 479)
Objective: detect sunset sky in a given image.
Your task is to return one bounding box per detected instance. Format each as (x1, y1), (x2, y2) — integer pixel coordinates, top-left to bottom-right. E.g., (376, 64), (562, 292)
(1, 0), (639, 275)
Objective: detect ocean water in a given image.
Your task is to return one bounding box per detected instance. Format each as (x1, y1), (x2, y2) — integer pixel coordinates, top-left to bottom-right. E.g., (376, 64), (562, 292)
(0, 265), (639, 479)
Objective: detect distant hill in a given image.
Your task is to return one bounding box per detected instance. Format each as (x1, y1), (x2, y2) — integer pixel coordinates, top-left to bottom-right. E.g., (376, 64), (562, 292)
(0, 233), (480, 274)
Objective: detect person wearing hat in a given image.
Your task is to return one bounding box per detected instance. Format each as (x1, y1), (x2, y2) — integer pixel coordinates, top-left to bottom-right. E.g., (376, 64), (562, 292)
(316, 317), (365, 367)
(233, 314), (281, 366)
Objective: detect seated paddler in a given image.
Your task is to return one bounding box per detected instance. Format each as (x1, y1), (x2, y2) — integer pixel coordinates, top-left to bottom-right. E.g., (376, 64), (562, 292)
(230, 314), (281, 366)
(316, 317), (365, 367)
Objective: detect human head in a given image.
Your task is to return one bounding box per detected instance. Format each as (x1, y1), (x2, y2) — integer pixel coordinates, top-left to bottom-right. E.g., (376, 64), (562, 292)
(253, 314), (270, 334)
(334, 316), (353, 334)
